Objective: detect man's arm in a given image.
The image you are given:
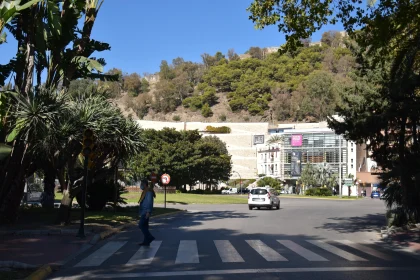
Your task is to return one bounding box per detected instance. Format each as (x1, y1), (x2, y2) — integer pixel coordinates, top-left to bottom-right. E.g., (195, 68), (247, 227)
(145, 192), (153, 218)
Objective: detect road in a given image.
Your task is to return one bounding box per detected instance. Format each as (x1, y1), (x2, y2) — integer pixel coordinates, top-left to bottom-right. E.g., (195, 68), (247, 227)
(49, 197), (420, 280)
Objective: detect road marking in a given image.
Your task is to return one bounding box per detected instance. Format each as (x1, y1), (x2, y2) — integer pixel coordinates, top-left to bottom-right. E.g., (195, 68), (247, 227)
(246, 240), (288, 261)
(277, 240), (328, 261)
(337, 240), (394, 261)
(52, 267), (420, 279)
(75, 241), (126, 267)
(175, 240), (199, 263)
(125, 241), (162, 266)
(307, 240), (368, 261)
(214, 240), (244, 262)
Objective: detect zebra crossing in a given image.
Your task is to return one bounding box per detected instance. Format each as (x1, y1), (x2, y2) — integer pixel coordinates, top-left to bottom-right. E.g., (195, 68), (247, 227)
(73, 239), (412, 267)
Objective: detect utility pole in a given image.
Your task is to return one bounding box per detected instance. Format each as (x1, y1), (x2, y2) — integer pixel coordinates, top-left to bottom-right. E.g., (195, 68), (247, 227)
(339, 135), (342, 198)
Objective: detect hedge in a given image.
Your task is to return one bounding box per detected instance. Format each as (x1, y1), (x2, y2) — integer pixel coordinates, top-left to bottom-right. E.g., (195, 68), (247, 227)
(305, 188), (332, 196)
(205, 126), (231, 134)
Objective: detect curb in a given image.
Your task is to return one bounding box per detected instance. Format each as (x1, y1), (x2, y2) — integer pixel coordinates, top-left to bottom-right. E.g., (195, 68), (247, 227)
(279, 195), (360, 201)
(0, 229), (94, 236)
(25, 264), (52, 280)
(0, 261), (38, 269)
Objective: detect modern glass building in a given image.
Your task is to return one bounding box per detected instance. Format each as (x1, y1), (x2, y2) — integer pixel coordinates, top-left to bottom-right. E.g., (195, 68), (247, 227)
(257, 128), (356, 181)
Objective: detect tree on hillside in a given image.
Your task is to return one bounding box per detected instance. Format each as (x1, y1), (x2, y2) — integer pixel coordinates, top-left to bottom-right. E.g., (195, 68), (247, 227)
(227, 49), (240, 61)
(248, 47), (263, 59)
(123, 73), (142, 97)
(159, 60), (175, 80)
(321, 31), (342, 47)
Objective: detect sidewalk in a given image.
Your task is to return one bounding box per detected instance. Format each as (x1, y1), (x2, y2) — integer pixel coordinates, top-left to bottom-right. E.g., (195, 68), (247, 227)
(0, 234), (94, 267)
(381, 224), (420, 254)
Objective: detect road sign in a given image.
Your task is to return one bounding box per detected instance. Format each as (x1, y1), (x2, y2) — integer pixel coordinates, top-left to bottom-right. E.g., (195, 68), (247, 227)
(161, 173), (171, 185)
(151, 172), (157, 182)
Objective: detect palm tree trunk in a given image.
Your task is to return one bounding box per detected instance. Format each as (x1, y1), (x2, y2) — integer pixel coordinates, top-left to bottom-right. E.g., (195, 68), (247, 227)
(42, 166), (56, 208)
(0, 141), (28, 224)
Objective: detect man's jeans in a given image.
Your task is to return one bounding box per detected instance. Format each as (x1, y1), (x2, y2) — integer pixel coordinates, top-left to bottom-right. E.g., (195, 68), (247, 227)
(138, 215), (154, 244)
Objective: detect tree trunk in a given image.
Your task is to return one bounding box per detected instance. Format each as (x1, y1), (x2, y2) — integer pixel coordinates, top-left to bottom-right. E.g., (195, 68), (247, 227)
(0, 141), (27, 224)
(41, 166), (56, 208)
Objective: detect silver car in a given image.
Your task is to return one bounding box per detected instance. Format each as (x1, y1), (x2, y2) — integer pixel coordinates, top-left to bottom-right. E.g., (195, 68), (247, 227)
(248, 187), (280, 210)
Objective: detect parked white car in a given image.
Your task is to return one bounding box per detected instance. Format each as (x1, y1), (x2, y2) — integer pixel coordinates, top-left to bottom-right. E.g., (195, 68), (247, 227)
(222, 188), (238, 194)
(248, 187), (280, 210)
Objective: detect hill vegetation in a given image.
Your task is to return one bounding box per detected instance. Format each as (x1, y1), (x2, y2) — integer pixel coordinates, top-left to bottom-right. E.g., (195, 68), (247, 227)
(94, 31), (356, 123)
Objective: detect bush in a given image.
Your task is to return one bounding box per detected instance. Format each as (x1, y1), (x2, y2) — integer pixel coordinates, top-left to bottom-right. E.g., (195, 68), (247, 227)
(305, 187), (332, 196)
(173, 115), (181, 121)
(205, 125), (231, 134)
(219, 114), (227, 122)
(175, 189), (182, 194)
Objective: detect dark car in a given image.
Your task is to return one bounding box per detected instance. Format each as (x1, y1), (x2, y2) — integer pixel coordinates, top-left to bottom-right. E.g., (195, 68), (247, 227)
(371, 191), (380, 199)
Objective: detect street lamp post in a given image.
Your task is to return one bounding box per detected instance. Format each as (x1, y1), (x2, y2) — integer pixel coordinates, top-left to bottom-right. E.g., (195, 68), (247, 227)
(233, 171), (242, 194)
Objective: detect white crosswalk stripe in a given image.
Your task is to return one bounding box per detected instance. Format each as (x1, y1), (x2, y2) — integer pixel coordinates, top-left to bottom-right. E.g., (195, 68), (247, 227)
(337, 240), (394, 261)
(75, 241), (126, 267)
(307, 240), (368, 261)
(72, 239), (410, 268)
(214, 240), (245, 262)
(175, 240), (200, 264)
(126, 241), (162, 266)
(278, 240), (328, 261)
(246, 240), (288, 261)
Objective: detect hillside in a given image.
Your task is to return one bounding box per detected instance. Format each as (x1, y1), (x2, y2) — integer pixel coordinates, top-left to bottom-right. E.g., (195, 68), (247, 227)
(100, 31), (356, 123)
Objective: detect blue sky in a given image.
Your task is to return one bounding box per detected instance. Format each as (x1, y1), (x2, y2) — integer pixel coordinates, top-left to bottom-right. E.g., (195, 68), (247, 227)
(0, 0), (344, 76)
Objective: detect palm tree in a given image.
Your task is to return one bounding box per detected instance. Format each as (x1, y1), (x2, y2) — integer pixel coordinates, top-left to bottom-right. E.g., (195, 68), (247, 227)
(266, 134), (284, 145)
(0, 0), (115, 223)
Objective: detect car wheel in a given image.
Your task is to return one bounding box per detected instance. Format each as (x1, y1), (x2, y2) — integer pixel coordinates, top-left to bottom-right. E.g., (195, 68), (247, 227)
(270, 203), (274, 210)
(257, 207), (260, 210)
(276, 202), (280, 209)
(249, 206), (253, 210)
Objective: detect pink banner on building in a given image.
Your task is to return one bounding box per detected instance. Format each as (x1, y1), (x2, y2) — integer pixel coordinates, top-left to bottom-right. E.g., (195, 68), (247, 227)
(291, 134), (303, 146)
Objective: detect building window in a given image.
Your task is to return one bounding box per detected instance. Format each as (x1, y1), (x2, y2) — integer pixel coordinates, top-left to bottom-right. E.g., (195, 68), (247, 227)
(351, 158), (353, 163)
(351, 148), (353, 152)
(351, 164), (354, 169)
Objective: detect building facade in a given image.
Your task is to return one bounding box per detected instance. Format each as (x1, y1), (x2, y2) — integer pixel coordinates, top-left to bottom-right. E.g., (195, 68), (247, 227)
(257, 125), (357, 182)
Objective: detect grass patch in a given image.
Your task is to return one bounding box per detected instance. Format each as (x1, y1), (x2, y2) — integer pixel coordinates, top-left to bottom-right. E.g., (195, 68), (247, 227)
(0, 268), (38, 280)
(1, 206), (180, 231)
(122, 192), (248, 204)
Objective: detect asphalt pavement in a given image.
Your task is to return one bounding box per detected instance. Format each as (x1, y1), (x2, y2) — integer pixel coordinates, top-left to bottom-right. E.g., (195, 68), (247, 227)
(49, 197), (420, 280)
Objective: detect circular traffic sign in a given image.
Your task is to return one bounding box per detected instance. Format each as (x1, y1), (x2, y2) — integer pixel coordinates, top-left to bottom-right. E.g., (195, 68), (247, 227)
(161, 173), (171, 185)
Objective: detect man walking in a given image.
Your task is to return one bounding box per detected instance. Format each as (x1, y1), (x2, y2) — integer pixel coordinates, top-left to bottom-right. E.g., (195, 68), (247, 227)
(138, 179), (155, 246)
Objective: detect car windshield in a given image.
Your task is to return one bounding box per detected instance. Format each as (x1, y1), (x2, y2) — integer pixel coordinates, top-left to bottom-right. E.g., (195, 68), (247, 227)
(251, 189), (268, 195)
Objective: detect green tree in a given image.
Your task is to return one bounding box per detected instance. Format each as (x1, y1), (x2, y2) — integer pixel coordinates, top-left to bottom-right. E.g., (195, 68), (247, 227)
(257, 177), (282, 190)
(123, 73), (142, 97)
(248, 47), (263, 59)
(159, 60), (175, 80)
(201, 103), (213, 118)
(298, 164), (317, 188)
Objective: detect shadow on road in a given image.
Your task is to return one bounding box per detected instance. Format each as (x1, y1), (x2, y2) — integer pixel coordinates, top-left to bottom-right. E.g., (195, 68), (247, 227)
(316, 213), (386, 233)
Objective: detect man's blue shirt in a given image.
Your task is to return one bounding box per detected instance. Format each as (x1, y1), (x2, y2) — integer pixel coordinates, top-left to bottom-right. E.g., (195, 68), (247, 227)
(139, 191), (154, 216)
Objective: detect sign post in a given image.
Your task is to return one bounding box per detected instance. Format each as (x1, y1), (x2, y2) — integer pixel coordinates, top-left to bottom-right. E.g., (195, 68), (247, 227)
(161, 173), (171, 209)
